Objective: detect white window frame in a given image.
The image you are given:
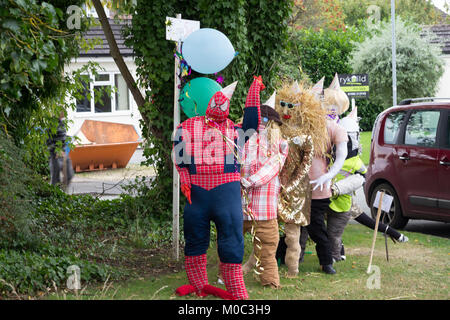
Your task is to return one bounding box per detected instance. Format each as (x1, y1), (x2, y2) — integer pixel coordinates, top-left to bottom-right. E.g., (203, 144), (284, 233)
(75, 72), (132, 117)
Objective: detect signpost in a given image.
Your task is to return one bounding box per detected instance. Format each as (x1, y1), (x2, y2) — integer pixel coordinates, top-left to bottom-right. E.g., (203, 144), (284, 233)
(367, 191), (394, 273)
(338, 73), (370, 110)
(166, 15), (200, 260)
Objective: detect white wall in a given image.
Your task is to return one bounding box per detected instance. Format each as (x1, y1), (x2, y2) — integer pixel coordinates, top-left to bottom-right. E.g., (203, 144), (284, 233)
(64, 56), (144, 138)
(435, 55), (450, 98)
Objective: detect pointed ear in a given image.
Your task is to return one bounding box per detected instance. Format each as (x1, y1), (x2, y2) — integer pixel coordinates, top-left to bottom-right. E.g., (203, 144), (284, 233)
(264, 91), (276, 109)
(329, 73), (340, 90)
(291, 81), (301, 94)
(349, 106), (358, 120)
(311, 77), (324, 96)
(221, 81), (238, 100)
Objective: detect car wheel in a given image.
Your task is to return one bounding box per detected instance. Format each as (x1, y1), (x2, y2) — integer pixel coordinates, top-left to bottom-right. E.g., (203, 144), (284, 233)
(369, 183), (409, 229)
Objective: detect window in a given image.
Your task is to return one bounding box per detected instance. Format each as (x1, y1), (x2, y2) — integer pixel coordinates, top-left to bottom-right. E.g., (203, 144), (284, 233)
(115, 74), (129, 111)
(75, 73), (130, 114)
(445, 114), (450, 148)
(405, 110), (440, 147)
(384, 111), (406, 144)
(76, 78), (90, 112)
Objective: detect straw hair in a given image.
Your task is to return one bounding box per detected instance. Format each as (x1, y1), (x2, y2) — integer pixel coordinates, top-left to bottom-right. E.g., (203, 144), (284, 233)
(275, 80), (329, 156)
(323, 87), (349, 115)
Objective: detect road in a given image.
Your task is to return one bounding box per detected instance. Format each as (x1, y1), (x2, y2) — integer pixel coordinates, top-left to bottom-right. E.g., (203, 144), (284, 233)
(354, 188), (450, 239)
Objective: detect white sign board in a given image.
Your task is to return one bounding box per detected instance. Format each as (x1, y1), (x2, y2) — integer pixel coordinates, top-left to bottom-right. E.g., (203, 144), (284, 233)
(166, 17), (200, 42)
(373, 191), (394, 213)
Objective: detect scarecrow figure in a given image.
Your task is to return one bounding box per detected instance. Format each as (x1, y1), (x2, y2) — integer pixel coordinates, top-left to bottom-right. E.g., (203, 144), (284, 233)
(240, 92), (289, 288)
(173, 76), (265, 300)
(274, 80), (329, 276)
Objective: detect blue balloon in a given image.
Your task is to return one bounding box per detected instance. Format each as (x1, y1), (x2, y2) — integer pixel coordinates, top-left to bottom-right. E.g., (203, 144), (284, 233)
(182, 28), (235, 74)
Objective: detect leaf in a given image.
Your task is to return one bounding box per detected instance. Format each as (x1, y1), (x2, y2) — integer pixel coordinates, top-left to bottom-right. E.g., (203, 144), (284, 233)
(2, 19), (21, 33)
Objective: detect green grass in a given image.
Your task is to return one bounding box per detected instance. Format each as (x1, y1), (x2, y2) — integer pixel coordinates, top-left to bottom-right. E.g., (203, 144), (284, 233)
(46, 224), (450, 300)
(360, 131), (372, 165)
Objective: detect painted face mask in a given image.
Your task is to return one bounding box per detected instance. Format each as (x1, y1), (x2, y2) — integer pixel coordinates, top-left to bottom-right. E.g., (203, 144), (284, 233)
(205, 81), (237, 123)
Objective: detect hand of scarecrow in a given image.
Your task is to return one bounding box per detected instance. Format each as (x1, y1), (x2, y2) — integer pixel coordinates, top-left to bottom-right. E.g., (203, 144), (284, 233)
(181, 183), (192, 205)
(310, 141), (347, 192)
(241, 177), (252, 189)
(253, 75), (265, 91)
(310, 172), (333, 192)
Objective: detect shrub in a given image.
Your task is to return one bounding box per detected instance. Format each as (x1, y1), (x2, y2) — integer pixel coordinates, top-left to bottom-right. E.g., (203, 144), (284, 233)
(351, 18), (445, 109)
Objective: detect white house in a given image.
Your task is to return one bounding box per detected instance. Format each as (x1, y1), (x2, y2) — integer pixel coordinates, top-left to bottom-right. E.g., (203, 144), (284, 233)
(432, 24), (450, 98)
(65, 17), (143, 138)
(428, 24), (450, 98)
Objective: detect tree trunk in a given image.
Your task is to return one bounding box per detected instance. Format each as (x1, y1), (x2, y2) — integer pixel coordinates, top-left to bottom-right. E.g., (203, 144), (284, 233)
(91, 0), (164, 141)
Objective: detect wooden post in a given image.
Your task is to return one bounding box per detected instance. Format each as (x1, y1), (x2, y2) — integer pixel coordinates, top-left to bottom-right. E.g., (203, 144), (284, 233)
(367, 191), (385, 273)
(172, 13), (182, 261)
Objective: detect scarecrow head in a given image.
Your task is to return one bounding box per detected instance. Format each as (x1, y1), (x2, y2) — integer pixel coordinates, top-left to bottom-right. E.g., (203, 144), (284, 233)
(275, 79), (329, 156)
(205, 81), (238, 123)
(322, 73), (349, 122)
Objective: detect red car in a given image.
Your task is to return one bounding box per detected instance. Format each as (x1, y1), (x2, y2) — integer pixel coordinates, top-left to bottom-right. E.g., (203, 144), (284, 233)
(364, 98), (450, 228)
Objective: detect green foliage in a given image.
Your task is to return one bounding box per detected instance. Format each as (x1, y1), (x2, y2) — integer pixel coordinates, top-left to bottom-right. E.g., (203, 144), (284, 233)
(351, 18), (445, 109)
(0, 249), (115, 294)
(124, 0), (293, 220)
(0, 129), (38, 248)
(342, 0), (449, 27)
(279, 26), (365, 85)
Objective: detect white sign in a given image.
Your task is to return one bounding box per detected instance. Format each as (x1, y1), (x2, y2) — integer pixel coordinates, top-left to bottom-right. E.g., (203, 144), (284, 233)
(373, 191), (394, 213)
(166, 17), (200, 42)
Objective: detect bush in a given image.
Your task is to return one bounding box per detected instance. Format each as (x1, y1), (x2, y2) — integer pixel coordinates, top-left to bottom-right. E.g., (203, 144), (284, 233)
(351, 18), (445, 109)
(0, 249), (116, 295)
(0, 130), (39, 248)
(279, 26), (365, 84)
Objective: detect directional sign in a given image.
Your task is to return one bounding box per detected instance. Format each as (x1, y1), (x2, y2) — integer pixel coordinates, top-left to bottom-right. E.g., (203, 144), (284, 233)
(338, 73), (369, 99)
(166, 17), (200, 42)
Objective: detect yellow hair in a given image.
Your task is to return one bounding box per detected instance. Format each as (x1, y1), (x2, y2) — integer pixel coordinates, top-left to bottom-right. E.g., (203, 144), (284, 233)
(275, 80), (329, 156)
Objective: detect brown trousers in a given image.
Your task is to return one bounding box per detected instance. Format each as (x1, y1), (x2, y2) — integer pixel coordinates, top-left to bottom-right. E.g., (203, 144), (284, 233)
(243, 219), (280, 288)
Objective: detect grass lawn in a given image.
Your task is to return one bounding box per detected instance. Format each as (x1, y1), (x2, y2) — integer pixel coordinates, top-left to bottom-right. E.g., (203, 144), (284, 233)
(47, 223), (449, 300)
(360, 131), (372, 165)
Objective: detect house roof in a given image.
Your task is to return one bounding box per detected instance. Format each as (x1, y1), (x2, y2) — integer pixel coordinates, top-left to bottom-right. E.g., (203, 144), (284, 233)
(79, 18), (133, 57)
(424, 24), (450, 55)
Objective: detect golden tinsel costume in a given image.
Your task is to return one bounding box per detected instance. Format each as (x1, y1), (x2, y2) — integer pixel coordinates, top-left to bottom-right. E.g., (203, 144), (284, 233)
(274, 79), (329, 276)
(275, 80), (328, 226)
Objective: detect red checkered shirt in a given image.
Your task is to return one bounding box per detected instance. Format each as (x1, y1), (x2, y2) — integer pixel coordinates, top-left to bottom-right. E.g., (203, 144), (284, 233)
(241, 125), (289, 221)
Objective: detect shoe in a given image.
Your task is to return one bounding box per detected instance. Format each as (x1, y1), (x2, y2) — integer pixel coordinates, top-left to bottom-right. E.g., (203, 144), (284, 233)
(321, 264), (336, 275)
(398, 234), (409, 243)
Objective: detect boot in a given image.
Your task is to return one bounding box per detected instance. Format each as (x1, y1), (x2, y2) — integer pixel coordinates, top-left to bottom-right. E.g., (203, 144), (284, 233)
(176, 254), (208, 297)
(321, 264), (336, 275)
(220, 262), (249, 300)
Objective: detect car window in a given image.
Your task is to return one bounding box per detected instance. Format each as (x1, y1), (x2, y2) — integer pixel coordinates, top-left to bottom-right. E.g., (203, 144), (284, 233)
(446, 114), (450, 148)
(384, 111), (406, 144)
(404, 110), (440, 147)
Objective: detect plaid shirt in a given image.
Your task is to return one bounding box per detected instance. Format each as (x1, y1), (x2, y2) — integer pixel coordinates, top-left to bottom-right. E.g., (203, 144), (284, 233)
(241, 126), (289, 220)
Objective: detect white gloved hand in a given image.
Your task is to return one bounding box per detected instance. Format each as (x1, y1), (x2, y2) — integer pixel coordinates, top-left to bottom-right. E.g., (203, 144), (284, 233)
(310, 141), (348, 192)
(310, 172), (333, 192)
(241, 177), (252, 189)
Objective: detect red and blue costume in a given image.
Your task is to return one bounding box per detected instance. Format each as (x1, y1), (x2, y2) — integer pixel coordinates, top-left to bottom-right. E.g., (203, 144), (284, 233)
(172, 76), (264, 299)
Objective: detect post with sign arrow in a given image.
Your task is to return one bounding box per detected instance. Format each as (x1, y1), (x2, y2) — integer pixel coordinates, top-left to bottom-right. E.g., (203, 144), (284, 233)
(166, 14), (200, 260)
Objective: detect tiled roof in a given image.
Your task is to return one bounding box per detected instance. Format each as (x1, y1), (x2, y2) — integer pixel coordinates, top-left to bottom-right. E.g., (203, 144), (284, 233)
(79, 18), (133, 57)
(423, 24), (450, 55)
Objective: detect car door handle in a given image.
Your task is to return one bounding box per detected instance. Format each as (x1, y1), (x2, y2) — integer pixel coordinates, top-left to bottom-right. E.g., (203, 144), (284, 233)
(440, 160), (450, 166)
(399, 155), (410, 161)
